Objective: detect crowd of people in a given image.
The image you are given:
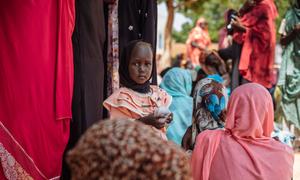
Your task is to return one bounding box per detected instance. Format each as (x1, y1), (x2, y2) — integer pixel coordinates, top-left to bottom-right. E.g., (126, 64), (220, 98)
(0, 0), (299, 179)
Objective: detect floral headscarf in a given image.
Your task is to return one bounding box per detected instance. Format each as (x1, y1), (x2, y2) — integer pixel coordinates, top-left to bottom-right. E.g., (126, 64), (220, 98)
(191, 77), (228, 148)
(67, 119), (191, 180)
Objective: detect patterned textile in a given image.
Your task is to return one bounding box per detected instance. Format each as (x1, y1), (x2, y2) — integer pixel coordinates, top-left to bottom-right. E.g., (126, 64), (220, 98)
(191, 77), (228, 147)
(107, 0), (120, 97)
(103, 85), (172, 140)
(67, 119), (191, 180)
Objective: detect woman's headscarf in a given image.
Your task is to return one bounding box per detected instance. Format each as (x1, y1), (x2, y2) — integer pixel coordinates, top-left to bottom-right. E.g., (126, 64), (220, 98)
(191, 83), (294, 180)
(67, 119), (191, 180)
(186, 17), (211, 66)
(119, 40), (153, 93)
(160, 68), (193, 145)
(160, 68), (192, 98)
(190, 77), (227, 148)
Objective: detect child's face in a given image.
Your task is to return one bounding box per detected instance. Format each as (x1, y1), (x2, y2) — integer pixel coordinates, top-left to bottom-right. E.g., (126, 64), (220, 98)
(129, 44), (153, 85)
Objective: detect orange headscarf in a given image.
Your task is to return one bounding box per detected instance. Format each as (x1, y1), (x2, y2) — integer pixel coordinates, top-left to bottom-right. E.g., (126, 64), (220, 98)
(186, 17), (211, 67)
(191, 83), (294, 180)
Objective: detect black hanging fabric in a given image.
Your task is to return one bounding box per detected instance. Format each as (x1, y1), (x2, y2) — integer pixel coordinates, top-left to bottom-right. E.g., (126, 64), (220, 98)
(118, 0), (158, 84)
(61, 0), (106, 179)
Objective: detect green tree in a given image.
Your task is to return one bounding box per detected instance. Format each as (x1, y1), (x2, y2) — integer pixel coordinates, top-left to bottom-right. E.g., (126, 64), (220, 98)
(172, 22), (193, 44)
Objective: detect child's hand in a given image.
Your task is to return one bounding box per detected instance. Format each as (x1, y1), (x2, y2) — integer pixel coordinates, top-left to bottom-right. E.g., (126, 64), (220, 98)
(138, 108), (172, 129)
(165, 113), (173, 124)
(153, 107), (173, 128)
(151, 117), (168, 129)
(153, 113), (173, 129)
(137, 113), (166, 129)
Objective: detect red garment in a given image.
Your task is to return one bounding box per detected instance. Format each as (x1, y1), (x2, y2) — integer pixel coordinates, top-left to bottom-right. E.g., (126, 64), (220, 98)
(186, 18), (211, 66)
(0, 0), (74, 179)
(234, 0), (278, 88)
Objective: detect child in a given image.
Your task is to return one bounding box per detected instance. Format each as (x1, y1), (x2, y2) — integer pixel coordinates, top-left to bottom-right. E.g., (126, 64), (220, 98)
(104, 40), (172, 139)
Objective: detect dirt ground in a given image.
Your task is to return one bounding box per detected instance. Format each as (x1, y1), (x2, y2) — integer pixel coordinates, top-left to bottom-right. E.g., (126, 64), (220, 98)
(294, 153), (300, 179)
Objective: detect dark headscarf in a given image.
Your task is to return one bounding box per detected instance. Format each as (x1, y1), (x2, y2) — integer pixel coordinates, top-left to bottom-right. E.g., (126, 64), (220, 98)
(119, 40), (153, 93)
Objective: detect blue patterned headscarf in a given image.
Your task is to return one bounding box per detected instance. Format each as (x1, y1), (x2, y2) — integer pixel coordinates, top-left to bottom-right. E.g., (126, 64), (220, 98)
(160, 68), (193, 145)
(193, 77), (228, 131)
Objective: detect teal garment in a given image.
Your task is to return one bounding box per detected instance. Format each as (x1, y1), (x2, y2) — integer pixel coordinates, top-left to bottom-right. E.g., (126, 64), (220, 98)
(160, 68), (193, 145)
(278, 1), (300, 128)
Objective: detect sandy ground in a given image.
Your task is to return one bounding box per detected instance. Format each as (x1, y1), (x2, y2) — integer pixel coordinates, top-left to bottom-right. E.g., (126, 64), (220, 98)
(294, 153), (300, 180)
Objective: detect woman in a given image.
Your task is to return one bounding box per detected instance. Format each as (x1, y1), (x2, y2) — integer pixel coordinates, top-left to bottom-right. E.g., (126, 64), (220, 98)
(191, 83), (294, 180)
(0, 0), (74, 179)
(67, 119), (191, 180)
(186, 17), (211, 67)
(278, 0), (300, 134)
(160, 68), (193, 145)
(182, 76), (228, 151)
(218, 0), (278, 90)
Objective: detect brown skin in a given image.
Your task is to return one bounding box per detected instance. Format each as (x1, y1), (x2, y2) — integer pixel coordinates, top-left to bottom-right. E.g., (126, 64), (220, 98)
(128, 43), (173, 129)
(138, 113), (173, 129)
(128, 43), (153, 85)
(182, 126), (193, 150)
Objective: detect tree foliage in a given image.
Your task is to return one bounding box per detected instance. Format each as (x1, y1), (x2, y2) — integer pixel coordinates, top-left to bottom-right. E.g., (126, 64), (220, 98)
(168, 0), (291, 43)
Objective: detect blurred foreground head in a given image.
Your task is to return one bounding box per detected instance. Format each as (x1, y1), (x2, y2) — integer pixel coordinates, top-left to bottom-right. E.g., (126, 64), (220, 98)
(67, 119), (191, 180)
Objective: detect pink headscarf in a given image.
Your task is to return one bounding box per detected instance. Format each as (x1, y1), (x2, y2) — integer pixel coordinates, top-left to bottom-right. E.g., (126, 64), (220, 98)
(191, 83), (294, 180)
